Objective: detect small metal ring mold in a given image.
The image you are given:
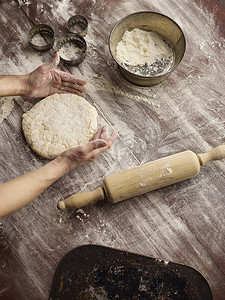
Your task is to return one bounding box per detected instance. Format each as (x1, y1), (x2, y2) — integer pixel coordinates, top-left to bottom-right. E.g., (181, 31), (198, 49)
(56, 33), (87, 65)
(28, 24), (55, 51)
(67, 15), (88, 36)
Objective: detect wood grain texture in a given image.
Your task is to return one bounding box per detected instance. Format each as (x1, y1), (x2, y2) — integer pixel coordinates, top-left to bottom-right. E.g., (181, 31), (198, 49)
(0, 0), (224, 299)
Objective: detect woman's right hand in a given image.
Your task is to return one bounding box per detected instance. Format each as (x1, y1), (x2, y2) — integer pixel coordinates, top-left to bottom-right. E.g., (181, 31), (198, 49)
(56, 125), (118, 172)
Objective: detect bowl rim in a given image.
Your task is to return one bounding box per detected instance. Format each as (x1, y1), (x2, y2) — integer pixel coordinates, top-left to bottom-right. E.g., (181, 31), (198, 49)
(108, 11), (186, 79)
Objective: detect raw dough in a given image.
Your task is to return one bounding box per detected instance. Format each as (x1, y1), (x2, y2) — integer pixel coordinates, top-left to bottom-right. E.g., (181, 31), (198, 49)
(22, 94), (98, 159)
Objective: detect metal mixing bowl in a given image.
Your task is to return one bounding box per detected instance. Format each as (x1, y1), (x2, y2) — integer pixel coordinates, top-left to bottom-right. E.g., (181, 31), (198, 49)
(109, 11), (186, 86)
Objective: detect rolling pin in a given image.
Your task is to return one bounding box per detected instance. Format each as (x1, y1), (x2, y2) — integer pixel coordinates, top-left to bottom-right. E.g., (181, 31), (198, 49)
(57, 145), (225, 210)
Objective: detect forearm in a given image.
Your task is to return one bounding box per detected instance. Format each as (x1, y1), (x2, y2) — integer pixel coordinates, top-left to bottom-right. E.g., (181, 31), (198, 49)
(0, 75), (27, 97)
(0, 127), (116, 218)
(0, 157), (70, 217)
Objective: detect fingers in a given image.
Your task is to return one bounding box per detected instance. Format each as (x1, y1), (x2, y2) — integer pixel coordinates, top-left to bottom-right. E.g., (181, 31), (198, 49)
(56, 70), (87, 86)
(91, 125), (108, 141)
(84, 139), (108, 153)
(87, 128), (118, 159)
(77, 131), (117, 159)
(60, 128), (118, 170)
(75, 139), (108, 160)
(56, 70), (87, 95)
(58, 86), (87, 95)
(86, 139), (110, 161)
(89, 130), (118, 159)
(101, 125), (108, 140)
(42, 52), (60, 73)
(58, 81), (87, 95)
(92, 125), (118, 149)
(107, 130), (118, 148)
(91, 127), (103, 140)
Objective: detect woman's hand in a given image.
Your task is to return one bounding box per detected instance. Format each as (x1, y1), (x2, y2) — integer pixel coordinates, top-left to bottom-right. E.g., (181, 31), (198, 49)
(0, 125), (117, 217)
(24, 52), (87, 98)
(57, 125), (118, 172)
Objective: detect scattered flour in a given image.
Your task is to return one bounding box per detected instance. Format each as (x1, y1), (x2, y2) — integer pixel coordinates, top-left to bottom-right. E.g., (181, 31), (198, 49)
(155, 258), (169, 265)
(158, 165), (173, 178)
(18, 0), (31, 6)
(51, 0), (73, 20)
(76, 209), (90, 218)
(69, 23), (85, 34)
(87, 75), (155, 106)
(0, 97), (14, 123)
(36, 3), (44, 13)
(58, 41), (85, 61)
(116, 28), (174, 76)
(0, 96), (33, 124)
(31, 33), (53, 47)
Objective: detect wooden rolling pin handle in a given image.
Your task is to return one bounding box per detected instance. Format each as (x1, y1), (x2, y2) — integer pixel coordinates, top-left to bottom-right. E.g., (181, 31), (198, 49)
(57, 187), (105, 210)
(197, 145), (225, 166)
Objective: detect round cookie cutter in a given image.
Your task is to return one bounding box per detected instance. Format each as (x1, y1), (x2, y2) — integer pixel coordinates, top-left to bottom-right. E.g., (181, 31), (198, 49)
(28, 24), (55, 51)
(56, 33), (87, 65)
(67, 15), (88, 36)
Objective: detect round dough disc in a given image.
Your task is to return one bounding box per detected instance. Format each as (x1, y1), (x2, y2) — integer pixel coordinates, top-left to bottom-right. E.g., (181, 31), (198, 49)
(22, 93), (98, 159)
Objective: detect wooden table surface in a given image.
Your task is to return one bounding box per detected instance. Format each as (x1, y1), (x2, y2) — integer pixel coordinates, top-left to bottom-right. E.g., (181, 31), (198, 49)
(0, 0), (225, 299)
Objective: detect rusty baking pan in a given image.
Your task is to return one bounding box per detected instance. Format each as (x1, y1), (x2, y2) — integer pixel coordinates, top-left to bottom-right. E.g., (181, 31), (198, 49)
(49, 245), (212, 300)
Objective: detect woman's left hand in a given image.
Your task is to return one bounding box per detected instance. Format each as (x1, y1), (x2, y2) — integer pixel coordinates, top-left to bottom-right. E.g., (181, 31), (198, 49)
(24, 52), (87, 98)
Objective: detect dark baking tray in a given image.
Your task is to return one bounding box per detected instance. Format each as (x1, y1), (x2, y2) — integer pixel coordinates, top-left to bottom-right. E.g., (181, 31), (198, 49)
(49, 245), (212, 300)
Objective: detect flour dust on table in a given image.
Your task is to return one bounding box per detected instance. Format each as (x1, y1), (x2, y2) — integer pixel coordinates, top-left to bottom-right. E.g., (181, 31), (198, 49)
(0, 97), (15, 123)
(22, 94), (98, 159)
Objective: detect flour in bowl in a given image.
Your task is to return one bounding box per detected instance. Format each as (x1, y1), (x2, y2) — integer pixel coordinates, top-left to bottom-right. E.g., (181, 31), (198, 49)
(22, 94), (98, 159)
(115, 28), (174, 77)
(58, 41), (85, 61)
